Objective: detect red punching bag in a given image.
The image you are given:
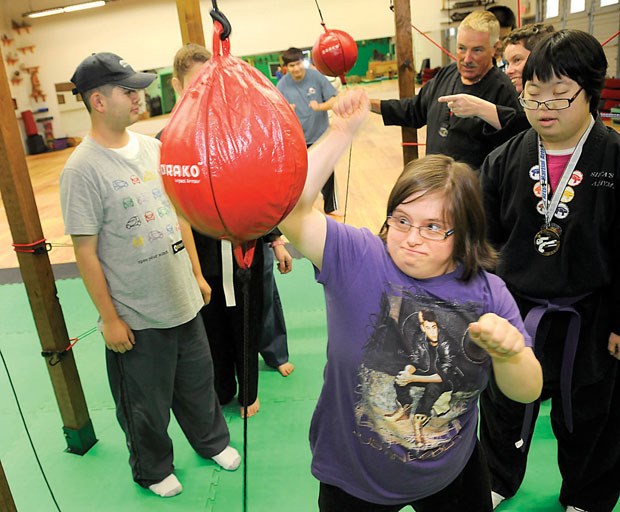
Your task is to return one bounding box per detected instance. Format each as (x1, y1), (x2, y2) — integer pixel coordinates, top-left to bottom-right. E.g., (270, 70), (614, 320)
(312, 27), (358, 83)
(160, 22), (307, 268)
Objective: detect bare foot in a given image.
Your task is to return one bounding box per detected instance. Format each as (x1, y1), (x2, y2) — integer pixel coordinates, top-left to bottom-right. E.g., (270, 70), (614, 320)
(277, 362), (295, 377)
(240, 398), (260, 418)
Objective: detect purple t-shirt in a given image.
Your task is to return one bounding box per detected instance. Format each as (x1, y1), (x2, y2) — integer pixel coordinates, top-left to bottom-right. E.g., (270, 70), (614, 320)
(311, 219), (530, 505)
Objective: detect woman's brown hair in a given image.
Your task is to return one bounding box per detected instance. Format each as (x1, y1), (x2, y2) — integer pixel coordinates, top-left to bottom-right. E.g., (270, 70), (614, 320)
(378, 155), (497, 281)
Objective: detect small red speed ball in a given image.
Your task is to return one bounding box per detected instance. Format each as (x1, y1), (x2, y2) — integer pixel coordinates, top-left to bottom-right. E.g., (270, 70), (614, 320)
(312, 29), (358, 78)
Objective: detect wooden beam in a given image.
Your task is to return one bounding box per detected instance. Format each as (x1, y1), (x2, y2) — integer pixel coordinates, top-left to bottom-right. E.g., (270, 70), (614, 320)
(176, 0), (206, 47)
(0, 43), (96, 454)
(0, 460), (17, 512)
(392, 0), (418, 164)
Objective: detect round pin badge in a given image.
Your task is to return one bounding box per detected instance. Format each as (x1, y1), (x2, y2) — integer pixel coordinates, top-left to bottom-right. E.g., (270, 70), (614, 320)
(533, 182), (542, 198)
(569, 170), (583, 187)
(554, 202), (569, 219)
(561, 186), (575, 203)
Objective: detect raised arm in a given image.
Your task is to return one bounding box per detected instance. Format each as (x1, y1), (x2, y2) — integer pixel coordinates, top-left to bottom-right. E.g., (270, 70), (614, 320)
(279, 88), (369, 269)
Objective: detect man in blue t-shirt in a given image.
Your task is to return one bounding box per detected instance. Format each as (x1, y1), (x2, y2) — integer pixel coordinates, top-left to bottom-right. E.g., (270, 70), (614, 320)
(277, 47), (339, 214)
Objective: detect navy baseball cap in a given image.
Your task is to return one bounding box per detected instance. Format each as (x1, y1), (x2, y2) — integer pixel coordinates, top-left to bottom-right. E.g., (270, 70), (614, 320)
(71, 52), (156, 95)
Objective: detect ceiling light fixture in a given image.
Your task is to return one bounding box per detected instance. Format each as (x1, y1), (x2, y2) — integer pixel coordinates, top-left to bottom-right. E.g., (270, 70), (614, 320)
(23, 1), (107, 19)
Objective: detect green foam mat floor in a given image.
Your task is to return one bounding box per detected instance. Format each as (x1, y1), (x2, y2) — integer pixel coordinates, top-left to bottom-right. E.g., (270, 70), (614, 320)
(0, 258), (617, 511)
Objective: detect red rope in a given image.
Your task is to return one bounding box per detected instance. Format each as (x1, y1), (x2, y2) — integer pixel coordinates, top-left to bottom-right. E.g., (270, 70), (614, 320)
(601, 31), (619, 47)
(66, 338), (81, 351)
(12, 238), (48, 253)
(411, 23), (456, 61)
(42, 327), (97, 366)
(65, 327), (98, 352)
(401, 142), (426, 146)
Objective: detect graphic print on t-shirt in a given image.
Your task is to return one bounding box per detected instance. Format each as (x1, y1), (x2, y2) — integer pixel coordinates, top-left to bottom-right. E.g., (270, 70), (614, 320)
(110, 166), (182, 264)
(355, 286), (489, 458)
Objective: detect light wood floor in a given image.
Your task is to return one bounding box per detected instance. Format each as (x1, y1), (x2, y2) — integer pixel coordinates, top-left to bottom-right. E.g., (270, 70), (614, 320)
(0, 79), (423, 270)
(3, 77), (617, 271)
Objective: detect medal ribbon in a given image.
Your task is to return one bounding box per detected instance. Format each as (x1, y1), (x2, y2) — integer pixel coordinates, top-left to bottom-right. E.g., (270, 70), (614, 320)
(537, 116), (594, 227)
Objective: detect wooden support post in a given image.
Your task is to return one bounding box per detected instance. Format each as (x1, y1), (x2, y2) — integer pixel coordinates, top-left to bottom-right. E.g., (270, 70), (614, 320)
(392, 0), (418, 164)
(0, 50), (96, 454)
(0, 460), (17, 512)
(176, 0), (206, 46)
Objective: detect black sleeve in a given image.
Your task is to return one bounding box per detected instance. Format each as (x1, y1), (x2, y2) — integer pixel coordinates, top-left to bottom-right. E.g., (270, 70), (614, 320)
(480, 149), (508, 251)
(436, 339), (456, 378)
(379, 71), (441, 128)
(262, 227), (282, 244)
(483, 107), (530, 148)
(612, 147), (620, 335)
(380, 95), (427, 129)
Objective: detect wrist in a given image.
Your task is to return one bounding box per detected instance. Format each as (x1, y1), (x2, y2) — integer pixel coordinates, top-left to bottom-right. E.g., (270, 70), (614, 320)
(101, 313), (120, 324)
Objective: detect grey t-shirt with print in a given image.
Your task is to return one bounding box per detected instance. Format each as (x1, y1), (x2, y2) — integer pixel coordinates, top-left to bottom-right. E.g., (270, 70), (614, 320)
(60, 132), (203, 330)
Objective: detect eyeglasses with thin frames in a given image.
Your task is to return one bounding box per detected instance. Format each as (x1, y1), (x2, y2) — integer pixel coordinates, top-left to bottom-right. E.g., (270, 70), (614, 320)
(386, 216), (455, 241)
(519, 87), (583, 111)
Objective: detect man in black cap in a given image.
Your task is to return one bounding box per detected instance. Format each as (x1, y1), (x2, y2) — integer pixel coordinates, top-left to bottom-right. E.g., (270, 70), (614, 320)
(69, 52), (156, 97)
(59, 52), (241, 498)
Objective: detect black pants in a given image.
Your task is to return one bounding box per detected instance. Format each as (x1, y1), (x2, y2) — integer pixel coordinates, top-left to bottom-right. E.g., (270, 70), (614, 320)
(307, 142), (338, 213)
(318, 441), (492, 511)
(201, 249), (263, 407)
(106, 315), (230, 487)
(394, 381), (451, 416)
(259, 243), (289, 368)
(321, 172), (338, 213)
(480, 294), (620, 512)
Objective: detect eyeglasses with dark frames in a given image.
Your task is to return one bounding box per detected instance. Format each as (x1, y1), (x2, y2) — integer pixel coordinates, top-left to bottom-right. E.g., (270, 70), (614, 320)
(386, 216), (455, 241)
(519, 87), (583, 111)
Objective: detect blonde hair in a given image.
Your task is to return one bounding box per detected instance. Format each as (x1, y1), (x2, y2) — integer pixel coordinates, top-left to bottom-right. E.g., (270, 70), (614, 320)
(459, 10), (500, 47)
(173, 43), (212, 85)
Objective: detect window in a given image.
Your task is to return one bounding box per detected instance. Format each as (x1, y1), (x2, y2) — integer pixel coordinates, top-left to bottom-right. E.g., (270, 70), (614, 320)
(546, 0), (560, 17)
(600, 0), (618, 6)
(570, 0), (586, 11)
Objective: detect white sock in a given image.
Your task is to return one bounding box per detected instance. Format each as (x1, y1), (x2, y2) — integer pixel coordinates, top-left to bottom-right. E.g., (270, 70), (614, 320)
(148, 474), (182, 497)
(492, 491), (505, 509)
(212, 445), (241, 471)
(566, 507), (588, 512)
